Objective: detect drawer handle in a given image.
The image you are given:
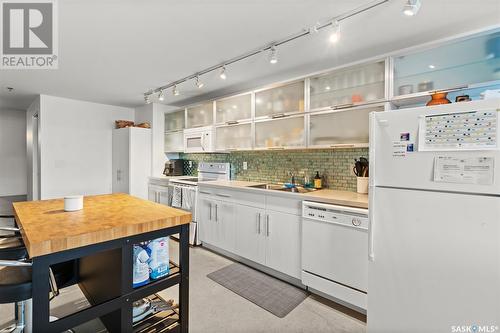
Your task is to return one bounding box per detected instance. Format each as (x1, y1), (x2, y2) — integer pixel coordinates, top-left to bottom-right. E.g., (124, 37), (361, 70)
(199, 191), (212, 195)
(215, 193), (231, 198)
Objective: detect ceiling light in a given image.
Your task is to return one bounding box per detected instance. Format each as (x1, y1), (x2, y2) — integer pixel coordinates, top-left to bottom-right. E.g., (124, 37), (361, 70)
(309, 22), (320, 34)
(403, 0), (421, 16)
(158, 90), (165, 101)
(329, 20), (340, 43)
(195, 76), (204, 88)
(428, 64), (435, 69)
(219, 66), (227, 80)
(269, 46), (278, 64)
(325, 86), (331, 91)
(172, 85), (180, 96)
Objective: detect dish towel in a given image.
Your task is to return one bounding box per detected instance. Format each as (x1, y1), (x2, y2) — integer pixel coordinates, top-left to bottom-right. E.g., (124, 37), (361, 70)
(172, 186), (182, 208)
(181, 188), (194, 211)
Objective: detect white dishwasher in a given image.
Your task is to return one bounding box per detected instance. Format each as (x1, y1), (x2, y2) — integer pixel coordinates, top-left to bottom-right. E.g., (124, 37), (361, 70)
(301, 201), (368, 311)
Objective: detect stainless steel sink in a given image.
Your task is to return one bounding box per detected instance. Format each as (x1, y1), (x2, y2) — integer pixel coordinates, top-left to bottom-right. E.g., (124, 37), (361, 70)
(275, 187), (317, 193)
(248, 184), (317, 193)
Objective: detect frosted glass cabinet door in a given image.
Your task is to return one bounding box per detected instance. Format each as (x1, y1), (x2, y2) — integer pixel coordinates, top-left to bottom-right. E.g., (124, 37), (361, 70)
(164, 109), (185, 132)
(309, 106), (383, 147)
(216, 123), (252, 150)
(255, 116), (305, 148)
(215, 94), (252, 124)
(255, 81), (305, 118)
(164, 131), (184, 152)
(186, 102), (214, 128)
(394, 31), (500, 96)
(310, 61), (385, 110)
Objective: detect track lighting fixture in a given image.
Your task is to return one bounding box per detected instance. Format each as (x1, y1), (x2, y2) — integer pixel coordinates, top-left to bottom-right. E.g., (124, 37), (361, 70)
(172, 85), (180, 96)
(219, 66), (227, 80)
(144, 0), (390, 99)
(269, 46), (278, 64)
(329, 20), (341, 43)
(403, 0), (421, 16)
(195, 76), (204, 88)
(158, 90), (164, 101)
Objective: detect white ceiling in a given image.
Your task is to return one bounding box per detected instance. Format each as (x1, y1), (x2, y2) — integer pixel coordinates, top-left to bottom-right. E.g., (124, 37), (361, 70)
(1, 0), (499, 111)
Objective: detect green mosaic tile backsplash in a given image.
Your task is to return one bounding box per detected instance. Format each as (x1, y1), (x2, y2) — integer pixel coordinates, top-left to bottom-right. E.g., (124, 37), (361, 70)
(180, 148), (369, 192)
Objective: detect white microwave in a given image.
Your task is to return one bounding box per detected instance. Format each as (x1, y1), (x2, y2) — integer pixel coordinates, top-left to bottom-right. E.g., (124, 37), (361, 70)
(183, 126), (215, 153)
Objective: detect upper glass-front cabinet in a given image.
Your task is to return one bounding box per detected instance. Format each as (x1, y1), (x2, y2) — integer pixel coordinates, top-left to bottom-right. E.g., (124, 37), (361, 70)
(393, 31), (500, 97)
(255, 115), (305, 149)
(215, 94), (252, 124)
(309, 105), (384, 148)
(310, 61), (386, 111)
(164, 131), (184, 152)
(164, 109), (185, 132)
(215, 123), (252, 151)
(255, 81), (305, 118)
(186, 102), (214, 128)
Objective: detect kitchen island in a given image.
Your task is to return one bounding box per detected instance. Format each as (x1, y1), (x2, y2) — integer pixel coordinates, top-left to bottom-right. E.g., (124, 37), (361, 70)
(13, 193), (192, 333)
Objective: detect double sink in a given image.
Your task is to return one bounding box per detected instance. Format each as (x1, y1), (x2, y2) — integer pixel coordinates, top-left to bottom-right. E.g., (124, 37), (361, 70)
(249, 183), (318, 194)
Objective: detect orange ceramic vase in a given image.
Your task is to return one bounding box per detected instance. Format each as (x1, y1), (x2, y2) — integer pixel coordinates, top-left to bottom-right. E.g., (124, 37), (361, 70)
(427, 92), (451, 106)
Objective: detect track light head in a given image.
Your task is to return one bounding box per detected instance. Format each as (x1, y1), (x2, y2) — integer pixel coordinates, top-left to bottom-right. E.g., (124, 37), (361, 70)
(219, 66), (227, 80)
(195, 76), (204, 88)
(269, 46), (278, 64)
(403, 0), (421, 16)
(329, 20), (340, 43)
(172, 85), (180, 96)
(158, 90), (164, 101)
(144, 94), (151, 104)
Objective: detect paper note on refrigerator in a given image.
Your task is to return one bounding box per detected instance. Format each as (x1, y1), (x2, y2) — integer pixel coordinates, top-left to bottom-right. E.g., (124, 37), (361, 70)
(433, 156), (494, 185)
(419, 110), (498, 151)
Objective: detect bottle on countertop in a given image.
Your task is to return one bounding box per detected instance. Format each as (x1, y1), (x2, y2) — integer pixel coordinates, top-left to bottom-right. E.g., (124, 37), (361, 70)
(314, 171), (322, 189)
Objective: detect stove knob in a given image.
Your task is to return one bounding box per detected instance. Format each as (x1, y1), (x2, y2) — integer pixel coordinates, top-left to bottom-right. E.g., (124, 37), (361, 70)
(352, 218), (362, 226)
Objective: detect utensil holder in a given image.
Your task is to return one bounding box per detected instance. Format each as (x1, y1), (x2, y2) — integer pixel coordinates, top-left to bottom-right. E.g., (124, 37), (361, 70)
(356, 177), (369, 194)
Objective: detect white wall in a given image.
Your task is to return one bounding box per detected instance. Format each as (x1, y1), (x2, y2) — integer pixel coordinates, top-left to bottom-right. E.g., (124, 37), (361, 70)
(39, 95), (134, 199)
(0, 109), (27, 196)
(135, 103), (173, 176)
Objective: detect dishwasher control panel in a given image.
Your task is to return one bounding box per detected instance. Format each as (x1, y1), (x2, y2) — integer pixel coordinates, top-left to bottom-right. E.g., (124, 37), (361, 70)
(302, 201), (369, 230)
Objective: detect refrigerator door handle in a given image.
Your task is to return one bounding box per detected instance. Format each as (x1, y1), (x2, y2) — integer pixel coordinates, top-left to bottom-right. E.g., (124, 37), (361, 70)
(368, 186), (375, 261)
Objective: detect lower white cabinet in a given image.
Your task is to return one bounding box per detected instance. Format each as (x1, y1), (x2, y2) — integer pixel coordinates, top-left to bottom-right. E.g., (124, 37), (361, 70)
(148, 184), (172, 206)
(199, 195), (236, 253)
(264, 210), (301, 279)
(235, 205), (266, 265)
(199, 188), (302, 280)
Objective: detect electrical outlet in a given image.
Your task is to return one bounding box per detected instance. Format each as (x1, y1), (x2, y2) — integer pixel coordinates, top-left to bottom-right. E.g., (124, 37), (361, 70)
(243, 161), (248, 170)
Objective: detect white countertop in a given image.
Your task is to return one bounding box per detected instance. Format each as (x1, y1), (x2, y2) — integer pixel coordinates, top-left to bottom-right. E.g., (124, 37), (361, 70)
(198, 180), (368, 209)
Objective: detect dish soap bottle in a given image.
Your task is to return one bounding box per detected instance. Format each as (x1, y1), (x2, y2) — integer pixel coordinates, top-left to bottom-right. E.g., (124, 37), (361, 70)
(314, 171), (322, 189)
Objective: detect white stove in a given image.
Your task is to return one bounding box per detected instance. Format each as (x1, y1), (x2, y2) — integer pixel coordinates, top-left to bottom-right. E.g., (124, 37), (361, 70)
(169, 162), (230, 245)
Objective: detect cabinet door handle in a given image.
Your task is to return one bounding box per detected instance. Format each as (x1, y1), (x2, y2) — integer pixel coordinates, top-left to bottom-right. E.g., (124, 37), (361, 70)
(266, 214), (270, 237)
(257, 213), (261, 234)
(155, 192), (159, 203)
(216, 193), (231, 198)
(209, 203), (212, 221)
(215, 204), (218, 222)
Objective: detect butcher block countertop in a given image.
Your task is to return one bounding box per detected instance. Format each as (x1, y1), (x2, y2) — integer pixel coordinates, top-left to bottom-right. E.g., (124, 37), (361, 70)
(198, 180), (368, 209)
(13, 193), (192, 258)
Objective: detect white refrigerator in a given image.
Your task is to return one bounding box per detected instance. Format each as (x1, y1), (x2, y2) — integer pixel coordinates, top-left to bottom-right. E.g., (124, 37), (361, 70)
(368, 99), (500, 333)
